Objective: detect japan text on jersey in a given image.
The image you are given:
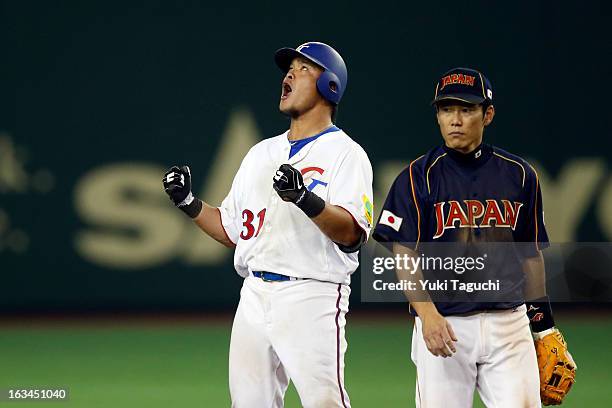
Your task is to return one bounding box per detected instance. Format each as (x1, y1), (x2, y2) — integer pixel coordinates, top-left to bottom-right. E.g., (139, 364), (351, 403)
(372, 143), (550, 315)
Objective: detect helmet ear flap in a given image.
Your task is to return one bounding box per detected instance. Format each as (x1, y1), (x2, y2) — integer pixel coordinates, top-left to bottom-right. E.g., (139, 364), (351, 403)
(316, 71), (341, 105)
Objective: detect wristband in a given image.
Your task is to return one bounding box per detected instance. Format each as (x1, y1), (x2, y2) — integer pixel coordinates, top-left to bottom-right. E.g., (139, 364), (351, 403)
(532, 327), (556, 340)
(526, 295), (555, 333)
(177, 193), (203, 218)
(294, 189), (325, 218)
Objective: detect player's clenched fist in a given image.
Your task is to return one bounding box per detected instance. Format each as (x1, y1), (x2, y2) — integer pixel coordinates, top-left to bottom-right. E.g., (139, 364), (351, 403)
(163, 165), (192, 204)
(273, 164), (305, 202)
(163, 165), (203, 218)
(273, 164), (325, 218)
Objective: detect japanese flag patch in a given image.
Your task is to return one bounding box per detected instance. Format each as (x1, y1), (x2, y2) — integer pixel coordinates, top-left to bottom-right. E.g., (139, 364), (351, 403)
(379, 210), (403, 232)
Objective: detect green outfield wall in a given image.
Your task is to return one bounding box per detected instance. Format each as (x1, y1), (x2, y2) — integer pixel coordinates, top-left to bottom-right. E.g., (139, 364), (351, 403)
(0, 2), (609, 311)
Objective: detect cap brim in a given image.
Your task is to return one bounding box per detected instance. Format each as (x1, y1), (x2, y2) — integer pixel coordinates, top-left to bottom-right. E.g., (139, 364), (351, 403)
(274, 47), (325, 72)
(431, 93), (486, 106)
(275, 48), (301, 72)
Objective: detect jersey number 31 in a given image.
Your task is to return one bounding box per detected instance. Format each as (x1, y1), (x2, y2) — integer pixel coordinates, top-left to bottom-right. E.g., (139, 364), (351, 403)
(240, 208), (266, 240)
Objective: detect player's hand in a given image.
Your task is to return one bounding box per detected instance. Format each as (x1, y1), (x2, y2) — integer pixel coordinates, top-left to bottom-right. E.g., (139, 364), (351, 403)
(163, 165), (202, 218)
(272, 164), (326, 218)
(273, 164), (306, 203)
(420, 310), (458, 357)
(163, 165), (193, 205)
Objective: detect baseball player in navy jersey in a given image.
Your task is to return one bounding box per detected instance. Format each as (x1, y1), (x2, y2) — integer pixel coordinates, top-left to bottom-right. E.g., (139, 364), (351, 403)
(162, 42), (373, 407)
(373, 68), (575, 407)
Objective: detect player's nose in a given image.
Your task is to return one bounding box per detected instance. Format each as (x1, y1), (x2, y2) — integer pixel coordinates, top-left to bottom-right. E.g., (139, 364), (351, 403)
(450, 111), (462, 125)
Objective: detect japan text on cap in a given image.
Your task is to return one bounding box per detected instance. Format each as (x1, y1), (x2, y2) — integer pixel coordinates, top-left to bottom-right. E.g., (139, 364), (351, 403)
(432, 67), (493, 105)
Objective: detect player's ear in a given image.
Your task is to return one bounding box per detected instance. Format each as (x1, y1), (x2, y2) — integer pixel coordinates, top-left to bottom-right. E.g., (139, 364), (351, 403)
(483, 105), (495, 127)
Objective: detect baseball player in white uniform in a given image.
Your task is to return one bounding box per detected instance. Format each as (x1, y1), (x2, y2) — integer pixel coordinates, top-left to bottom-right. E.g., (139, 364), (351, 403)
(163, 42), (373, 408)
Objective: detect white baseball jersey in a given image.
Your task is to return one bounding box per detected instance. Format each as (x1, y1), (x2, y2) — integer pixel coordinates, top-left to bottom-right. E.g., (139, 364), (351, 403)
(218, 127), (373, 284)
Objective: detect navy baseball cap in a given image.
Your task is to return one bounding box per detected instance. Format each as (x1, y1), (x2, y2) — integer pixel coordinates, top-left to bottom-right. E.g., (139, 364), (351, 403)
(431, 67), (493, 105)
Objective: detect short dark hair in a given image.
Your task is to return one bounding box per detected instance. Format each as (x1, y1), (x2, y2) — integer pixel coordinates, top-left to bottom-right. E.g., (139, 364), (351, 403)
(331, 105), (338, 123)
(480, 101), (492, 114)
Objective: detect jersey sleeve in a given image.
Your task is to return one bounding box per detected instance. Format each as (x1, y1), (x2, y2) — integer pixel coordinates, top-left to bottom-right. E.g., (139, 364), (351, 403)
(217, 161), (245, 245)
(514, 163), (549, 256)
(372, 160), (424, 249)
(327, 145), (374, 246)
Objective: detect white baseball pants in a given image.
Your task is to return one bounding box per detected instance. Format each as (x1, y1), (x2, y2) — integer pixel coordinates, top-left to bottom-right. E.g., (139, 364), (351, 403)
(229, 276), (351, 408)
(412, 305), (541, 408)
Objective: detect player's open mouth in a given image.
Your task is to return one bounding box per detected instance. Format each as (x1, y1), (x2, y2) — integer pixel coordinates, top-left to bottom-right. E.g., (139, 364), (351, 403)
(281, 83), (292, 100)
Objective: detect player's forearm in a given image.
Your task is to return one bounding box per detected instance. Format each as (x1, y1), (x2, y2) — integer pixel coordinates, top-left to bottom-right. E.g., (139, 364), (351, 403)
(193, 204), (236, 248)
(392, 243), (439, 318)
(271, 164), (363, 248)
(162, 166), (235, 248)
(522, 251), (557, 333)
(311, 203), (363, 247)
(522, 251), (547, 301)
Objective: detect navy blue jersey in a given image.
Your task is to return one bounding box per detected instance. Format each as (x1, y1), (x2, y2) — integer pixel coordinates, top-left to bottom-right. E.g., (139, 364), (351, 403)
(372, 143), (549, 315)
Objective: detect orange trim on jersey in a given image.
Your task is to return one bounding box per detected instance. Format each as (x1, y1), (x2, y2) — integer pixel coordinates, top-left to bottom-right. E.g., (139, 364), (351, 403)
(410, 156), (424, 250)
(493, 152), (526, 188)
(533, 167), (540, 252)
(426, 153), (447, 194)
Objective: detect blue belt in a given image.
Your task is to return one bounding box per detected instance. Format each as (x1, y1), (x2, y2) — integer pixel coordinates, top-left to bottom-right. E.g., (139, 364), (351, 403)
(252, 271), (301, 282)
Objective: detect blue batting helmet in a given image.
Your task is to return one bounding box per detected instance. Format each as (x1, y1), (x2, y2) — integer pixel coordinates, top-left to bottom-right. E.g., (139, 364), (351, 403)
(274, 42), (347, 105)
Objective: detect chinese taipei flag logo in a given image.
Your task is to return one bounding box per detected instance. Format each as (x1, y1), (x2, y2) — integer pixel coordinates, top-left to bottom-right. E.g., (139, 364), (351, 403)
(380, 210), (403, 232)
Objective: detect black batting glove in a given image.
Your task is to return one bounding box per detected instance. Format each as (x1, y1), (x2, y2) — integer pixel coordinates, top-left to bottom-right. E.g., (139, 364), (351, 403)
(273, 164), (305, 202)
(163, 165), (203, 218)
(273, 164), (325, 218)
